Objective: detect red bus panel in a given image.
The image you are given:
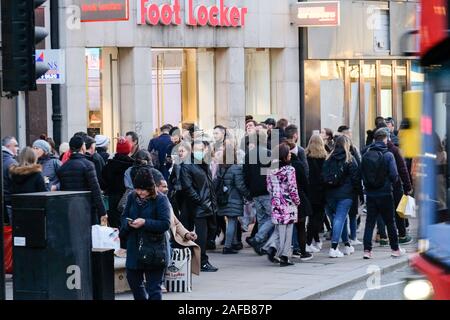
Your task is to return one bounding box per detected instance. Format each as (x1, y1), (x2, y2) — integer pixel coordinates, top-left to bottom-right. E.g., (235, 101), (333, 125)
(420, 0), (448, 57)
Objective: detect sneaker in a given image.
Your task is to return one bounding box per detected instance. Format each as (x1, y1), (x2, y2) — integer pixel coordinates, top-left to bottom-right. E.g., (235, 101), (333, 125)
(329, 248), (344, 258)
(342, 245), (355, 255)
(349, 239), (363, 246)
(363, 250), (373, 259)
(306, 244), (320, 253)
(391, 247), (406, 257)
(314, 241), (323, 250)
(248, 238), (264, 256)
(398, 235), (413, 245)
(379, 239), (389, 247)
(279, 256), (295, 267)
(222, 247), (239, 254)
(300, 252), (314, 261)
(292, 249), (301, 258)
(201, 262), (219, 272)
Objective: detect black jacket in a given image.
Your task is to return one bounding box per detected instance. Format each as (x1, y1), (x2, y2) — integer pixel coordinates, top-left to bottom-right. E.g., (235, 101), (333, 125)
(96, 147), (110, 163)
(10, 164), (46, 194)
(85, 152), (106, 190)
(179, 162), (218, 218)
(307, 157), (326, 205)
(243, 146), (272, 197)
(57, 153), (106, 224)
(324, 148), (362, 201)
(102, 154), (134, 195)
(290, 154), (312, 218)
(295, 146), (309, 178)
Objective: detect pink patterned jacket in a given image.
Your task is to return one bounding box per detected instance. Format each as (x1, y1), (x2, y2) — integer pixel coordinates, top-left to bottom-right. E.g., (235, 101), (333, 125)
(266, 165), (301, 225)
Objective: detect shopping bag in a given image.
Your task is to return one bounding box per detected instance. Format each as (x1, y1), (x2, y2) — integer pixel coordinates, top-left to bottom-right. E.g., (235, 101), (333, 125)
(91, 225), (120, 252)
(396, 195), (408, 218)
(405, 196), (416, 218)
(3, 226), (13, 274)
(165, 248), (192, 293)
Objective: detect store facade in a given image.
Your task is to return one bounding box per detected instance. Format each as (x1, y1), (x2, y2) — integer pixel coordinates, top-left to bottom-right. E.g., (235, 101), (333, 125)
(58, 0), (300, 149)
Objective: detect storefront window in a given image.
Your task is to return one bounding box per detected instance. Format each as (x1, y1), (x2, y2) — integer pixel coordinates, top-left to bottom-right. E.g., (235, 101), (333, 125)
(349, 61), (360, 149)
(245, 49), (271, 117)
(395, 60), (407, 121)
(380, 61), (393, 118)
(363, 61), (377, 132)
(320, 60), (345, 132)
(86, 48), (102, 136)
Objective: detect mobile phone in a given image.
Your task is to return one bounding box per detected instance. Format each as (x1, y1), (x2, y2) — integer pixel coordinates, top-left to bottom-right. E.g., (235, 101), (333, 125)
(126, 218), (134, 223)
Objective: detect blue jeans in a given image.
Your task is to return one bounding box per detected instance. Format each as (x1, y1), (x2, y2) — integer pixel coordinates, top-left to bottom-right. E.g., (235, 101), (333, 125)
(253, 195), (274, 244)
(292, 227), (299, 250)
(224, 216), (239, 248)
(348, 196), (359, 240)
(326, 199), (353, 245)
(126, 268), (165, 300)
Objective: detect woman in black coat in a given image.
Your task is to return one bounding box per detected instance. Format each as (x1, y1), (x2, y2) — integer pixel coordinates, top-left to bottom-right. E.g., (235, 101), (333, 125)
(120, 168), (171, 300)
(10, 147), (46, 194)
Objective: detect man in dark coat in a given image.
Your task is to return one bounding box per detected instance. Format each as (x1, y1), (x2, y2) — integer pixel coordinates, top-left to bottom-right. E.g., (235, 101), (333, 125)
(84, 136), (105, 190)
(148, 124), (172, 180)
(57, 135), (107, 225)
(179, 140), (219, 272)
(2, 136), (18, 223)
(284, 124), (309, 178)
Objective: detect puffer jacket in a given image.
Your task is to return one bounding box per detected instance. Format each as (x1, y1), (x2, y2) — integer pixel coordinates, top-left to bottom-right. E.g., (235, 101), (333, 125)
(214, 164), (251, 217)
(179, 162), (218, 219)
(10, 164), (46, 194)
(324, 148), (362, 201)
(38, 154), (61, 190)
(57, 152), (106, 225)
(267, 164), (301, 225)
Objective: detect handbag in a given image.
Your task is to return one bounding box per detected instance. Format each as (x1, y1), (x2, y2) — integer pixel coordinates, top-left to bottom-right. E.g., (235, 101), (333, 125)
(137, 230), (168, 269)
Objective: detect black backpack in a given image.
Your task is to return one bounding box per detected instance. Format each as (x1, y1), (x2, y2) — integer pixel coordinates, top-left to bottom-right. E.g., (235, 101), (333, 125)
(361, 148), (386, 189)
(215, 166), (231, 207)
(322, 157), (346, 187)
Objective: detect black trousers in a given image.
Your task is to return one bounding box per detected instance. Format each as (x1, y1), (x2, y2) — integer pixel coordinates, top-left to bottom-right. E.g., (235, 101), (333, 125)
(393, 187), (407, 238)
(296, 217), (307, 254)
(307, 204), (325, 245)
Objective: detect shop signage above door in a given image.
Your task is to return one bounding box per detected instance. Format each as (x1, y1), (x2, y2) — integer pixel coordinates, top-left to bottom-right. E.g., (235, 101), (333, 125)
(290, 1), (340, 27)
(81, 0), (129, 22)
(137, 0), (248, 27)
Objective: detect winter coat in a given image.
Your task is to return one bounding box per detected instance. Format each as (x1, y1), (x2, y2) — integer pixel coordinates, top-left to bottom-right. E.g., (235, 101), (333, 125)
(361, 141), (399, 196)
(243, 146), (272, 197)
(148, 133), (172, 179)
(120, 192), (171, 270)
(2, 148), (18, 203)
(214, 164), (251, 217)
(38, 154), (62, 191)
(324, 148), (362, 201)
(267, 164), (301, 225)
(290, 154), (312, 218)
(96, 147), (110, 163)
(57, 152), (106, 225)
(10, 164), (46, 194)
(387, 140), (412, 194)
(294, 146), (310, 178)
(85, 152), (105, 190)
(102, 154), (134, 196)
(179, 162), (218, 219)
(124, 164), (164, 190)
(307, 157), (326, 205)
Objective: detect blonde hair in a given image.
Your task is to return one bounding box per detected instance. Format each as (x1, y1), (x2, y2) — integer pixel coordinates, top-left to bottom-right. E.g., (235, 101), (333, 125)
(306, 134), (328, 159)
(327, 135), (352, 163)
(18, 147), (38, 167)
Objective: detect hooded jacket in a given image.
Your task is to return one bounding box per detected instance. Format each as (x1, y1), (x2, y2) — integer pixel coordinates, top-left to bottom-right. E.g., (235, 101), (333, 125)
(361, 141), (399, 196)
(324, 148), (362, 201)
(10, 164), (46, 194)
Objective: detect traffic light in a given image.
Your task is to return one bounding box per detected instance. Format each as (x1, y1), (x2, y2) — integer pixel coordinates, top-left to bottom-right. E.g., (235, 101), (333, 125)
(1, 0), (49, 93)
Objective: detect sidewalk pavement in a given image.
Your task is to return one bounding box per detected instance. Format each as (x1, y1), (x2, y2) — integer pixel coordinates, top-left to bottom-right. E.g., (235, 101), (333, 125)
(116, 217), (417, 300)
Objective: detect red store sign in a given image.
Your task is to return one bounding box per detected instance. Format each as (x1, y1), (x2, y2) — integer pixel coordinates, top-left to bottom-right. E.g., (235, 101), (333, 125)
(137, 0), (248, 27)
(81, 0), (129, 22)
(290, 1), (340, 27)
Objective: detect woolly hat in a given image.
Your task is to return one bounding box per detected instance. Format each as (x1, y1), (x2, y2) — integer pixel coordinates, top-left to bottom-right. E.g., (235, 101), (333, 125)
(116, 137), (132, 155)
(32, 139), (51, 154)
(95, 135), (109, 148)
(133, 168), (155, 191)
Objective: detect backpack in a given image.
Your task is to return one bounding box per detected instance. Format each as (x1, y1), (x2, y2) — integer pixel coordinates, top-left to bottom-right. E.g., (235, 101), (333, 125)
(361, 148), (387, 189)
(322, 157), (346, 187)
(215, 166), (231, 207)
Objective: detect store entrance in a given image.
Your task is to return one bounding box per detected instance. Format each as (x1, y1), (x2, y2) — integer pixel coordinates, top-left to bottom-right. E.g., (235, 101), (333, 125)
(151, 49), (215, 135)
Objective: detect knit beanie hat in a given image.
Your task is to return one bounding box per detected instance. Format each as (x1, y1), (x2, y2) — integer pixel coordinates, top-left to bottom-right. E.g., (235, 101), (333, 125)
(32, 139), (51, 154)
(133, 167), (155, 191)
(116, 137), (132, 155)
(95, 135), (109, 148)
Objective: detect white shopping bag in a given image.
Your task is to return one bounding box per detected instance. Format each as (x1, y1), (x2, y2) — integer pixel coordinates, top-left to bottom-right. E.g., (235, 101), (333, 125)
(91, 225), (120, 252)
(405, 196), (416, 218)
(165, 248), (192, 293)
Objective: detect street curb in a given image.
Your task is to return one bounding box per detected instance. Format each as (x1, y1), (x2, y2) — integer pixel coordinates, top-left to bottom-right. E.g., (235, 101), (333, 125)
(275, 256), (409, 300)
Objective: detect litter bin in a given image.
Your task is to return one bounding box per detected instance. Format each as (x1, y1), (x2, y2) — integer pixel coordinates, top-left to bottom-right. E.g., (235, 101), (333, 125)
(11, 191), (93, 300)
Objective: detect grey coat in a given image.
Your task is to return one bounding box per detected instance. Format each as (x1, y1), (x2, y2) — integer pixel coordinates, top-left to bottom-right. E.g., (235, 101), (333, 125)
(215, 164), (251, 217)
